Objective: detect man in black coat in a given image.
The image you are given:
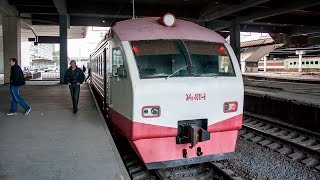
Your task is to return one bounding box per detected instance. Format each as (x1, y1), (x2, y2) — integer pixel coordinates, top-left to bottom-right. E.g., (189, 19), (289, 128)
(7, 58), (31, 115)
(64, 60), (85, 113)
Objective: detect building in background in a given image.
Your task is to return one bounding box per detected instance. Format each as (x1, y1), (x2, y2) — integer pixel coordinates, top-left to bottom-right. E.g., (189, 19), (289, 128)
(21, 43), (56, 71)
(30, 43), (54, 60)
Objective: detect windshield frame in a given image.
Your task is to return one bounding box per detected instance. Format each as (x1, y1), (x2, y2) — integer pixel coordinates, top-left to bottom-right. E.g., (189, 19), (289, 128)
(130, 40), (236, 79)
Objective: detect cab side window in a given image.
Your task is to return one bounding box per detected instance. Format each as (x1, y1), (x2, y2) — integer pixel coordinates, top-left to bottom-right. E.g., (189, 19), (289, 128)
(112, 48), (127, 78)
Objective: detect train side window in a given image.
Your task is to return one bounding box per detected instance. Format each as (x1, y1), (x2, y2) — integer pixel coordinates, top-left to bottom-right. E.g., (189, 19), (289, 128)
(112, 48), (126, 77)
(316, 61), (319, 64)
(302, 62), (305, 65)
(306, 61), (309, 65)
(290, 62), (292, 65)
(100, 55), (102, 75)
(102, 54), (104, 75)
(101, 53), (105, 75)
(97, 58), (99, 75)
(97, 57), (99, 75)
(294, 62), (296, 65)
(101, 55), (103, 75)
(96, 58), (98, 73)
(96, 58), (98, 72)
(99, 56), (102, 75)
(95, 58), (97, 74)
(311, 61), (314, 65)
(98, 58), (100, 75)
(100, 55), (103, 76)
(97, 58), (99, 73)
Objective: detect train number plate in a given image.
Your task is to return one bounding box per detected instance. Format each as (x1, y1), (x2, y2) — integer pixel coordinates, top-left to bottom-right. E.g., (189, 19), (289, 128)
(186, 93), (206, 101)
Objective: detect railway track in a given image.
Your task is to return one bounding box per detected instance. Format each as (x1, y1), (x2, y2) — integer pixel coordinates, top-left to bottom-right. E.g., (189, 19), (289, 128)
(241, 112), (320, 171)
(154, 162), (242, 180)
(114, 132), (242, 180)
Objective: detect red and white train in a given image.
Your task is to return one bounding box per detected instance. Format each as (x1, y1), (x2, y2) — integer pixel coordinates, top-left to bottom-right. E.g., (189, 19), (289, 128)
(89, 14), (244, 169)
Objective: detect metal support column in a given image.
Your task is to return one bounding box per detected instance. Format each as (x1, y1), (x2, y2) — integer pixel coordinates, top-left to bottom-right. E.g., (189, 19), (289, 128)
(295, 50), (305, 73)
(241, 60), (246, 73)
(59, 15), (68, 84)
(230, 19), (241, 64)
(298, 54), (302, 72)
(3, 16), (21, 84)
(263, 56), (267, 72)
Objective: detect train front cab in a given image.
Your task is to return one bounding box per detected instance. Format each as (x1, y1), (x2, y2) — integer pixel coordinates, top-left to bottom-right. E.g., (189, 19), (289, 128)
(107, 34), (244, 169)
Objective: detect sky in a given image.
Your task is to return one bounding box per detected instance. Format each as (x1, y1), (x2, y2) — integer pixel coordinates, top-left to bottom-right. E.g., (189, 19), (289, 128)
(240, 32), (270, 41)
(62, 27), (269, 58)
(55, 27), (109, 57)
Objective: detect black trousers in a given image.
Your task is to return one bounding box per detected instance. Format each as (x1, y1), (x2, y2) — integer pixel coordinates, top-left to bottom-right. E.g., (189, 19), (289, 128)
(69, 84), (80, 110)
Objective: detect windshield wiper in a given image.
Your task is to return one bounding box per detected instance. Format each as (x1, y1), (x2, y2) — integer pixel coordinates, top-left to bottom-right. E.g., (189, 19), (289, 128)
(142, 73), (168, 78)
(193, 73), (219, 77)
(165, 65), (188, 79)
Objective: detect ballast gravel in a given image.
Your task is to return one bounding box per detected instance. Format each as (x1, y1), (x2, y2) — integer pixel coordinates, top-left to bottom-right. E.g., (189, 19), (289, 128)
(221, 138), (320, 180)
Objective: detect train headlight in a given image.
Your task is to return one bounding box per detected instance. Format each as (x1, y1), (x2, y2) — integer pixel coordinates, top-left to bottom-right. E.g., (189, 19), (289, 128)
(151, 108), (159, 115)
(223, 102), (238, 113)
(159, 13), (175, 27)
(142, 106), (161, 118)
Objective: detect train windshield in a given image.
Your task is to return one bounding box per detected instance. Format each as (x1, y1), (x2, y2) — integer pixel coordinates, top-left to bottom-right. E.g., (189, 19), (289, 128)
(184, 41), (235, 77)
(131, 40), (235, 79)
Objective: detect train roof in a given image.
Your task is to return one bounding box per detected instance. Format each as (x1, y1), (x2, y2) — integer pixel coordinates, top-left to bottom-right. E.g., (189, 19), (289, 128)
(112, 17), (226, 43)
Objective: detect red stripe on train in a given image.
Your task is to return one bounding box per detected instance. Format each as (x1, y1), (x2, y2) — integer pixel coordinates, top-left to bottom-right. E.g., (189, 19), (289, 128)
(133, 130), (239, 163)
(108, 108), (242, 140)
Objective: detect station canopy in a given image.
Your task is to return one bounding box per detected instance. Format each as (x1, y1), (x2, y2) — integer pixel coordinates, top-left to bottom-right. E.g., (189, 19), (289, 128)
(3, 0), (320, 44)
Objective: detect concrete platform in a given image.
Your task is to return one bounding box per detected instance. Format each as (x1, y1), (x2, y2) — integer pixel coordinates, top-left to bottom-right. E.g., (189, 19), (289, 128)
(244, 79), (320, 133)
(243, 72), (320, 84)
(244, 79), (320, 107)
(0, 83), (129, 180)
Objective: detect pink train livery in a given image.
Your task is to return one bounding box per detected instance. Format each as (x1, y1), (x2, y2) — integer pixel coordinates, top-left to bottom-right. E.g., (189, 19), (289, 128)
(89, 14), (244, 169)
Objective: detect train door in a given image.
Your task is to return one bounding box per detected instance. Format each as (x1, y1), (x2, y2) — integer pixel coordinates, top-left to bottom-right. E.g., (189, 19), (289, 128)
(110, 47), (124, 108)
(103, 48), (107, 109)
(109, 46), (131, 114)
(105, 45), (112, 106)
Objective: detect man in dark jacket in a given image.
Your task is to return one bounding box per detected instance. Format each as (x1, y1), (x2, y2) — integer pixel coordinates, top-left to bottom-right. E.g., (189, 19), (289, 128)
(64, 60), (85, 113)
(7, 58), (31, 116)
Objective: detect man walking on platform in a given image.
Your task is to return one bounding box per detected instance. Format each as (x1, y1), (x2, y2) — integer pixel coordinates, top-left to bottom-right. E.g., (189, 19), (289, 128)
(64, 60), (85, 113)
(7, 58), (31, 116)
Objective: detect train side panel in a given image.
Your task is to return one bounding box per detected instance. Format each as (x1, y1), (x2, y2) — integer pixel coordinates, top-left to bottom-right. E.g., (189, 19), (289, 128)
(90, 43), (107, 100)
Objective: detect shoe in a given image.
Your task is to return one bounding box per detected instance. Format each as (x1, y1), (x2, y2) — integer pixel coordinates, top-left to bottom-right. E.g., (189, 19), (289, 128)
(24, 108), (32, 115)
(7, 112), (17, 116)
(73, 109), (78, 113)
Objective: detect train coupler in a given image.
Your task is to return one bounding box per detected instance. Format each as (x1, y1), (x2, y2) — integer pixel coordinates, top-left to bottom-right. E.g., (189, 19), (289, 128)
(189, 125), (210, 147)
(176, 119), (210, 147)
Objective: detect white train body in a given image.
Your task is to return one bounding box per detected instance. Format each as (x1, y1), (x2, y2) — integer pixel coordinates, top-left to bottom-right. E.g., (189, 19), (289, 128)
(90, 15), (244, 169)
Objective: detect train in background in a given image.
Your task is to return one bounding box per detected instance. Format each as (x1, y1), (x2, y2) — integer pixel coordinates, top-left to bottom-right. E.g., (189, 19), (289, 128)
(247, 57), (320, 72)
(89, 14), (243, 169)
